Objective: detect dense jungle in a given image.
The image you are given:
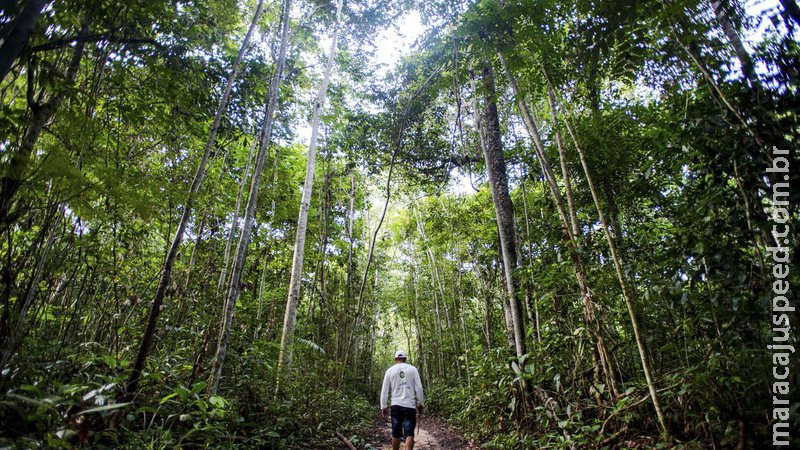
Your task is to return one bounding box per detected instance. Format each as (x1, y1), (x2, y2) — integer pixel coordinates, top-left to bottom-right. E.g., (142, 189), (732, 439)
(0, 0), (798, 448)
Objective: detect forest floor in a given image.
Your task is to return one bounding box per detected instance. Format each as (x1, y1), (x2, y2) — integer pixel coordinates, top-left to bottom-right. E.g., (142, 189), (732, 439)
(360, 414), (477, 450)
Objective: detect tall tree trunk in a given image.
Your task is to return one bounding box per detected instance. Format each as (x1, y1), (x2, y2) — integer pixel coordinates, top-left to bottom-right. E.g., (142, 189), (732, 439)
(183, 215), (206, 292)
(122, 0), (266, 398)
(253, 243), (272, 341)
(206, 0), (290, 396)
(0, 0), (47, 84)
(0, 202), (61, 369)
(218, 133), (258, 296)
(555, 88), (671, 438)
(467, 243), (495, 349)
(429, 264), (445, 378)
(336, 172), (357, 362)
(411, 266), (429, 383)
(274, 0), (342, 395)
(342, 151), (397, 370)
(0, 20), (87, 229)
(345, 172), (357, 302)
(367, 305), (380, 392)
(0, 20), (87, 354)
(709, 0), (760, 90)
(413, 205), (450, 328)
(501, 53), (620, 399)
(519, 174), (541, 343)
(668, 19), (765, 148)
(545, 74), (579, 237)
(307, 162), (331, 327)
(477, 62), (526, 361)
(456, 269), (471, 386)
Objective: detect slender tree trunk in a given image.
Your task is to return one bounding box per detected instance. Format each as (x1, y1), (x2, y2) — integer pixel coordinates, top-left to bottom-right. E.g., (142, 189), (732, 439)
(187, 327), (213, 387)
(0, 20), (87, 357)
(274, 0), (342, 394)
(502, 54), (620, 399)
(556, 89), (671, 437)
(54, 262), (93, 361)
(254, 244), (272, 341)
(0, 0), (47, 84)
(545, 74), (579, 237)
(307, 163), (331, 327)
(183, 216), (205, 291)
(173, 213), (205, 329)
(218, 134), (258, 296)
(498, 55), (569, 235)
(206, 0), (290, 396)
(124, 0), (266, 398)
(0, 203), (61, 369)
(456, 270), (471, 386)
(367, 305), (379, 392)
(341, 64), (440, 370)
(513, 123), (543, 345)
(468, 247), (494, 349)
(336, 172), (357, 362)
(668, 20), (766, 148)
(545, 77), (621, 399)
(709, 0), (760, 90)
(1, 21), (87, 229)
(429, 265), (445, 377)
(411, 266), (429, 384)
(519, 176), (541, 343)
(413, 205), (450, 328)
(343, 151), (397, 369)
(345, 172), (356, 302)
(477, 62), (526, 361)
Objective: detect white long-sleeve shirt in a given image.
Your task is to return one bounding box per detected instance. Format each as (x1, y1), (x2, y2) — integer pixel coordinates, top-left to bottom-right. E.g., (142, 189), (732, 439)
(380, 363), (424, 410)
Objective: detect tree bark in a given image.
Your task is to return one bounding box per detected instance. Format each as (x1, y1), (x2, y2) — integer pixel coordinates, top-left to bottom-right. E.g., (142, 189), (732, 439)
(502, 53), (620, 399)
(274, 0), (342, 394)
(545, 72), (579, 238)
(709, 0), (760, 90)
(250, 243), (272, 341)
(456, 269), (471, 386)
(0, 20), (87, 230)
(411, 265), (430, 383)
(218, 133), (258, 296)
(0, 25), (86, 353)
(477, 61), (526, 361)
(556, 90), (671, 438)
(0, 0), (47, 84)
(0, 203), (62, 369)
(124, 0), (266, 398)
(206, 0), (290, 395)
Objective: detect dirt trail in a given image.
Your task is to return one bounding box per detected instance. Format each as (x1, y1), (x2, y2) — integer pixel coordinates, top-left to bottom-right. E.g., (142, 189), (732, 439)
(362, 414), (477, 450)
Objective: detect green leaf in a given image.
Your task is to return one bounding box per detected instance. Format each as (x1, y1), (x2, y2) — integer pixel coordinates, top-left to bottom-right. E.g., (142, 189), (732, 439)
(160, 392), (178, 404)
(6, 393), (58, 412)
(209, 395), (226, 408)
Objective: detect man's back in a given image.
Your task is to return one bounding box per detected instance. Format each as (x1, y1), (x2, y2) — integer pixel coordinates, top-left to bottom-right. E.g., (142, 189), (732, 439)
(380, 363), (424, 410)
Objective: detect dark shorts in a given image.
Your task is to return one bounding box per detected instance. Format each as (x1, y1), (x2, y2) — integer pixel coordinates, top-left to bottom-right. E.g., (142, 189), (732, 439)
(390, 405), (417, 438)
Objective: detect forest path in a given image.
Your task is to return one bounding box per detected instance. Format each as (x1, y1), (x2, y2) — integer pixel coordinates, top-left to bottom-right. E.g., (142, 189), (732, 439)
(362, 414), (478, 450)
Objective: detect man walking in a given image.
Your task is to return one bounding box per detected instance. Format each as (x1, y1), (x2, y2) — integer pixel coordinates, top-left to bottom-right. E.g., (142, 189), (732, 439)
(380, 350), (425, 450)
